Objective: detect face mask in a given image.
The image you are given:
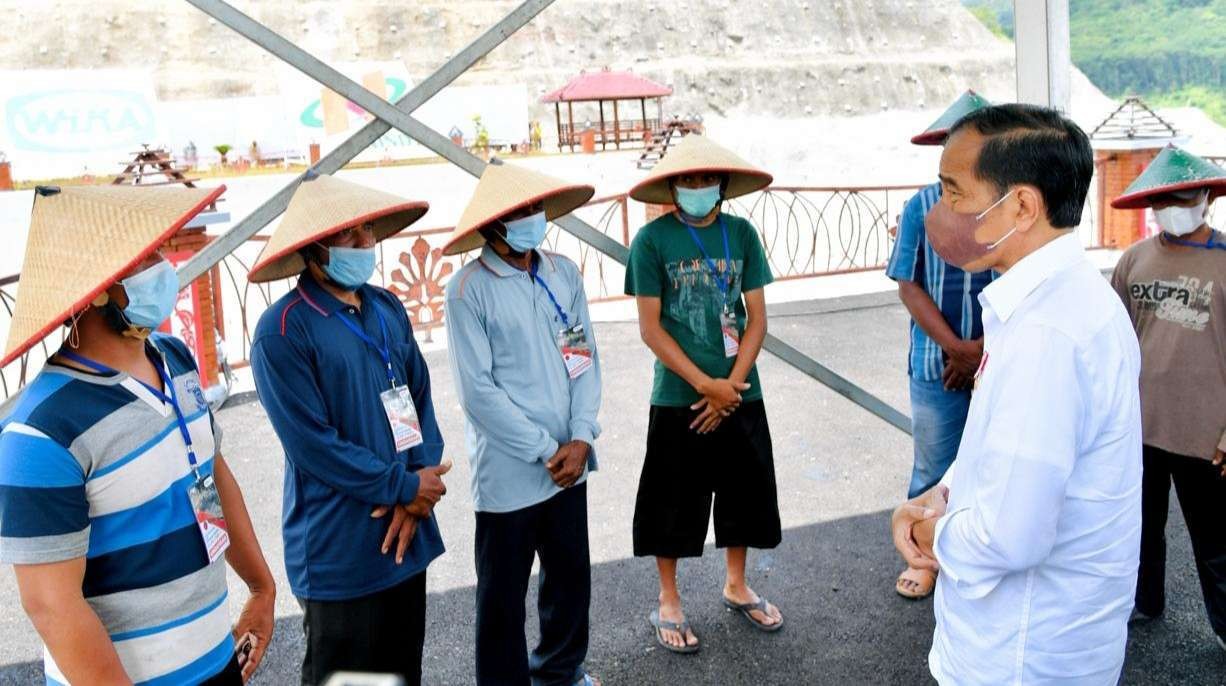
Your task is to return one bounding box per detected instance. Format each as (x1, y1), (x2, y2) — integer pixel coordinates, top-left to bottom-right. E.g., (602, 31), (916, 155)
(321, 245), (376, 290)
(925, 191), (1016, 271)
(1153, 193), (1207, 237)
(674, 184), (722, 218)
(503, 211), (548, 253)
(119, 260), (179, 330)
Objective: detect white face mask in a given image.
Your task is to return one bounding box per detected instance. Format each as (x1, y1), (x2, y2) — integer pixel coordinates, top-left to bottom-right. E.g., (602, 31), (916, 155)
(1154, 194), (1208, 237)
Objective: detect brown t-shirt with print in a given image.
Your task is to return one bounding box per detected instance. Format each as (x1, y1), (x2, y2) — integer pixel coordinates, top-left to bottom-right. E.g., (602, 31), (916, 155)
(1111, 232), (1226, 461)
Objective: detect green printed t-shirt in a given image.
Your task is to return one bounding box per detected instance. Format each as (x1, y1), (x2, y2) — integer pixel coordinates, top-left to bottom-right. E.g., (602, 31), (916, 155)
(625, 211), (774, 407)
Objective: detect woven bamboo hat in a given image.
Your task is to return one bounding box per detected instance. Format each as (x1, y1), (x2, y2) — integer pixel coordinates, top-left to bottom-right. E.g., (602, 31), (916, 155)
(1111, 144), (1226, 209)
(249, 172), (429, 282)
(911, 90), (992, 146)
(628, 134), (773, 205)
(3, 183), (225, 368)
(442, 160), (595, 256)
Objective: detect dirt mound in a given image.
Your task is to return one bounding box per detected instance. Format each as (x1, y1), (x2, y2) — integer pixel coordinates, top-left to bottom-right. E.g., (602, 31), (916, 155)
(1, 0), (1018, 121)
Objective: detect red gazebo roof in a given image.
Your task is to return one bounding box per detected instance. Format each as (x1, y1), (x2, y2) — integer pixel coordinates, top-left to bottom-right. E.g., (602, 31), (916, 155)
(540, 69), (672, 103)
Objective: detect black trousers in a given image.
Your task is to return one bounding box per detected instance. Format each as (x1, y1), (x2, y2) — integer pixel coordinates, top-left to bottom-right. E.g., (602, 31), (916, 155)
(299, 571), (428, 686)
(200, 655), (241, 686)
(475, 483), (590, 686)
(632, 401), (781, 558)
(1136, 445), (1226, 639)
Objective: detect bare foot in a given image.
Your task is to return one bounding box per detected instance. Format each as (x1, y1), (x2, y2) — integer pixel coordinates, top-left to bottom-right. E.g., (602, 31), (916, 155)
(895, 566), (936, 599)
(657, 594), (699, 649)
(723, 583), (782, 626)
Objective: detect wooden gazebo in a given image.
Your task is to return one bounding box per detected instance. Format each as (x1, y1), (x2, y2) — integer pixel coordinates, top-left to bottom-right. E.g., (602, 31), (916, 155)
(541, 69), (672, 152)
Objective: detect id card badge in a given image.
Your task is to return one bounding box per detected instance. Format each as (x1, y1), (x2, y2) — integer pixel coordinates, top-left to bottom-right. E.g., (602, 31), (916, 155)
(720, 307), (740, 358)
(558, 324), (593, 380)
(380, 385), (424, 452)
(188, 475), (230, 563)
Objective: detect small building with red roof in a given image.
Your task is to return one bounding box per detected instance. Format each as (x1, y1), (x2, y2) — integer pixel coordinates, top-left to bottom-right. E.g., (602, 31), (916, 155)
(540, 68), (672, 152)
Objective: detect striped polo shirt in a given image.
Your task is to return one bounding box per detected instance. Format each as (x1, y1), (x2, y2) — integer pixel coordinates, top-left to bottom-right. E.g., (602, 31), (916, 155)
(0, 334), (232, 685)
(886, 182), (996, 381)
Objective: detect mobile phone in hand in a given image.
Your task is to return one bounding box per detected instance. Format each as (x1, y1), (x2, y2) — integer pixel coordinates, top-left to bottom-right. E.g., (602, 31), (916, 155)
(235, 632), (257, 666)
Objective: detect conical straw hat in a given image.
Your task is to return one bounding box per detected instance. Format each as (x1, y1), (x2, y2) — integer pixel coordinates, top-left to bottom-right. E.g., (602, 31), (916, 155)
(911, 90), (992, 146)
(628, 134), (773, 205)
(442, 161), (595, 256)
(3, 183), (225, 368)
(249, 173), (429, 282)
(1111, 144), (1226, 209)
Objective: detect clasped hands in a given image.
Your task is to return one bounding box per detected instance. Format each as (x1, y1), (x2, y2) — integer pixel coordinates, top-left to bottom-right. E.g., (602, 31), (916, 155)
(891, 485), (950, 572)
(942, 339), (983, 391)
(370, 460), (452, 564)
(690, 377), (751, 434)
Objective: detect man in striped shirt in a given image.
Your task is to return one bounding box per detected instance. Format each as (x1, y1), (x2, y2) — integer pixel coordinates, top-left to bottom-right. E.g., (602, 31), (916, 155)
(885, 92), (995, 600)
(0, 185), (274, 685)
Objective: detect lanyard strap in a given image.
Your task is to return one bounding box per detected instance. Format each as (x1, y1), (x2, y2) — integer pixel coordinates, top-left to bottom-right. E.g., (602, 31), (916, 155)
(530, 258), (571, 328)
(1162, 230), (1226, 251)
(301, 287), (398, 388)
(58, 348), (201, 475)
(683, 216), (733, 306)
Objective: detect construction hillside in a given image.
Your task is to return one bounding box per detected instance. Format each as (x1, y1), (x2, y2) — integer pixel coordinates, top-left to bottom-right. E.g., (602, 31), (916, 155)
(1, 0), (1022, 121)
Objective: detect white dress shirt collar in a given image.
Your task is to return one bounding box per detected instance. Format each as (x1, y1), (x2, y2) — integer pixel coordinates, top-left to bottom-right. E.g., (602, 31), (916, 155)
(980, 231), (1084, 324)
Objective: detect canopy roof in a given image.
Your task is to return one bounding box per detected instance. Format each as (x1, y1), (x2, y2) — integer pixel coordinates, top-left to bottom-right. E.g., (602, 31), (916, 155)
(540, 69), (672, 103)
(1090, 97), (1180, 145)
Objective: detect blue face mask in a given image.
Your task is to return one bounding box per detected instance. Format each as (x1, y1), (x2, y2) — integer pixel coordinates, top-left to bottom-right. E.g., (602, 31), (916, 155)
(322, 245), (377, 290)
(674, 184), (722, 218)
(502, 211), (548, 253)
(120, 260), (179, 329)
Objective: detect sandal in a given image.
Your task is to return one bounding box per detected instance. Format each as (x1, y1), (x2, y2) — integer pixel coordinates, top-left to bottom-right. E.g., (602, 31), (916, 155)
(648, 610), (700, 654)
(574, 674), (601, 686)
(895, 566), (936, 600)
(722, 595), (784, 632)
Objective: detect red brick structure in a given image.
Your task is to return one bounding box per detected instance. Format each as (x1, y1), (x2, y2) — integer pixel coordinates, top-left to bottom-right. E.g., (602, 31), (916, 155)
(161, 227), (222, 386)
(1090, 98), (1182, 249)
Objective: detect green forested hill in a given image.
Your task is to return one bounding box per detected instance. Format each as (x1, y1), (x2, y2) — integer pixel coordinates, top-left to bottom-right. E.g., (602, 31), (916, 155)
(962, 0), (1226, 124)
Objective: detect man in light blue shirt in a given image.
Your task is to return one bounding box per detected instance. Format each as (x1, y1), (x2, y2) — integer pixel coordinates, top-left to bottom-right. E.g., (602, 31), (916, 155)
(442, 161), (603, 686)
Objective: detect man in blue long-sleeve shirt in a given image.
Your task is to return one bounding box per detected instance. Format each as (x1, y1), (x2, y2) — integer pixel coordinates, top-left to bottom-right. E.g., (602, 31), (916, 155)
(442, 161), (602, 686)
(248, 173), (452, 686)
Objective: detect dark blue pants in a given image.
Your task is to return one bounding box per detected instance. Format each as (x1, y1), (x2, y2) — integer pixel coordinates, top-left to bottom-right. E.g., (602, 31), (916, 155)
(475, 483), (590, 686)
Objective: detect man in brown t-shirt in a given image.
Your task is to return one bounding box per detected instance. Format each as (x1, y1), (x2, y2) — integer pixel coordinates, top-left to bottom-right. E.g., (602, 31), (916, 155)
(1110, 145), (1226, 652)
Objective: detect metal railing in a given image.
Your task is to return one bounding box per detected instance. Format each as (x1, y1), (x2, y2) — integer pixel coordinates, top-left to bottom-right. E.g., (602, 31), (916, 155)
(3, 179), (1222, 397)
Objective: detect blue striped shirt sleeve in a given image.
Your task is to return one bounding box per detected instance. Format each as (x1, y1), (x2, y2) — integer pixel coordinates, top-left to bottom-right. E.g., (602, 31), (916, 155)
(0, 425), (89, 564)
(886, 191), (926, 282)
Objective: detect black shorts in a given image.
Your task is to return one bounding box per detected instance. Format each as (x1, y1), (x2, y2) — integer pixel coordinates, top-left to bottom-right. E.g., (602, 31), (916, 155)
(632, 400), (781, 558)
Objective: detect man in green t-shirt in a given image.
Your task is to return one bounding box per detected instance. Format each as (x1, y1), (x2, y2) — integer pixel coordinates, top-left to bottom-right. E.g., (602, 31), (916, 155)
(624, 134), (783, 654)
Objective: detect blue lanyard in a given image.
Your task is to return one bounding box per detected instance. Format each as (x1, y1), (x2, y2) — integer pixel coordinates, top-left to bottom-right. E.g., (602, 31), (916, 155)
(58, 348), (202, 477)
(303, 287), (398, 389)
(529, 258), (571, 329)
(683, 216), (733, 307)
(1161, 230), (1226, 251)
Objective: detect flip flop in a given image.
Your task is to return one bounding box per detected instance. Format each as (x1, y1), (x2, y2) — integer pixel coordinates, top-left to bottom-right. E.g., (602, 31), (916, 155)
(895, 567), (936, 600)
(722, 595), (784, 632)
(648, 610), (700, 654)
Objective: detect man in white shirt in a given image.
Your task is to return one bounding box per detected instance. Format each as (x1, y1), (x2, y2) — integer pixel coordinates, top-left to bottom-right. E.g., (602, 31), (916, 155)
(891, 104), (1143, 685)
